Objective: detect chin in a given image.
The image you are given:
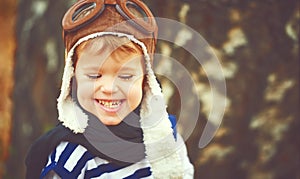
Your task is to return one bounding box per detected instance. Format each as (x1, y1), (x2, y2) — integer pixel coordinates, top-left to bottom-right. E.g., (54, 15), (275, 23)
(99, 118), (123, 126)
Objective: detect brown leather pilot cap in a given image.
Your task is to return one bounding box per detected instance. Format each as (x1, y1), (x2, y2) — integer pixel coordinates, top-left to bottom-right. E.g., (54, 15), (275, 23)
(62, 3), (158, 57)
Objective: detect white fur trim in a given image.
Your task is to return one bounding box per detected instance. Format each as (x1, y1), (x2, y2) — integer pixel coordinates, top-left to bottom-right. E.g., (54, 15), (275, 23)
(57, 32), (184, 177)
(57, 48), (88, 133)
(58, 97), (88, 133)
(140, 91), (183, 178)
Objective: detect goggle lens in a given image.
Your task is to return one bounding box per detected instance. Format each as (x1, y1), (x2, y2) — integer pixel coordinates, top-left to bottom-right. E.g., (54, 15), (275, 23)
(126, 1), (148, 23)
(72, 2), (96, 22)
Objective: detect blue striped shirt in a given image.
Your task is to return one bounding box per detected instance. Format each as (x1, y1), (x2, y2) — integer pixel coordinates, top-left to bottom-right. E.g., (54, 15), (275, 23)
(41, 142), (153, 179)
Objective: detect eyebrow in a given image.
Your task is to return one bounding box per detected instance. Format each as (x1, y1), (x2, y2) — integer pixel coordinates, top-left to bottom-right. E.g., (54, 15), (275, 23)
(81, 65), (101, 72)
(118, 66), (137, 73)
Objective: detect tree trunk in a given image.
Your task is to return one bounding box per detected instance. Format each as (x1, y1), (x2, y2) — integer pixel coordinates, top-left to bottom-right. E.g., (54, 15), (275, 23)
(0, 0), (17, 177)
(5, 0), (74, 178)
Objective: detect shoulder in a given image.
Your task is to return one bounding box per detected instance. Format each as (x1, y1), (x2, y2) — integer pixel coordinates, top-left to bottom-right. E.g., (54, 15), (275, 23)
(25, 124), (73, 179)
(26, 124), (72, 164)
(168, 114), (177, 140)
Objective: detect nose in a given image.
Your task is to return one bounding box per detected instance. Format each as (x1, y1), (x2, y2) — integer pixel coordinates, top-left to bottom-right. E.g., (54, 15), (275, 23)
(97, 77), (118, 94)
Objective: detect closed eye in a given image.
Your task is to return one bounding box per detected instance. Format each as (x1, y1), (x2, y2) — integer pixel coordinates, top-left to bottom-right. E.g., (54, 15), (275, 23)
(87, 74), (102, 79)
(119, 74), (134, 80)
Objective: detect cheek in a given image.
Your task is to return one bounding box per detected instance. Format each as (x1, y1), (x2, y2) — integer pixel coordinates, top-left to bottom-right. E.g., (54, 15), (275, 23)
(75, 79), (94, 104)
(126, 78), (144, 109)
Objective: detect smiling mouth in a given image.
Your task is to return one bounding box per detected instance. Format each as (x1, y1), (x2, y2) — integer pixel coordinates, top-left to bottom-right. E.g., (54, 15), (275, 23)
(97, 99), (123, 109)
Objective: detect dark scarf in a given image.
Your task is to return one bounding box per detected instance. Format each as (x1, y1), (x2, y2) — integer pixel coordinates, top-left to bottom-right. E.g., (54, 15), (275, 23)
(83, 106), (146, 164)
(25, 107), (145, 179)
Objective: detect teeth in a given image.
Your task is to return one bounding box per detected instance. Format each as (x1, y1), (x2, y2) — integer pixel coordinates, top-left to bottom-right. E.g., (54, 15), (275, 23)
(99, 100), (121, 108)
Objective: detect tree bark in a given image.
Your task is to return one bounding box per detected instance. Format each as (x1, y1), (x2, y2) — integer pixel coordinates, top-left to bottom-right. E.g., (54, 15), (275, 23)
(5, 0), (73, 178)
(0, 0), (17, 177)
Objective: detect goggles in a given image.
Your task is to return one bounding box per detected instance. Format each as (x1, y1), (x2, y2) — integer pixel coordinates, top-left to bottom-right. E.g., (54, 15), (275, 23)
(62, 0), (157, 38)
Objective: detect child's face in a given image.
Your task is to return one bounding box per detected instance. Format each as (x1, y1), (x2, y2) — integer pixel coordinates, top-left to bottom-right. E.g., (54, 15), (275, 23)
(74, 40), (144, 125)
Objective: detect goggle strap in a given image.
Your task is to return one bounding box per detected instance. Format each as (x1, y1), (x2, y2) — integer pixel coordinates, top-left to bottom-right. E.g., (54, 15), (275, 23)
(116, 5), (151, 34)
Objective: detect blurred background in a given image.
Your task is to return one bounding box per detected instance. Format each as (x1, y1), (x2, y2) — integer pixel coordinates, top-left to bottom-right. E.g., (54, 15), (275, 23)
(0, 0), (299, 178)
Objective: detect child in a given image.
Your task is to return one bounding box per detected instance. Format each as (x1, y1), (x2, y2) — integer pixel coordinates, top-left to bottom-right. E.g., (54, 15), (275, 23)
(26, 0), (194, 178)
